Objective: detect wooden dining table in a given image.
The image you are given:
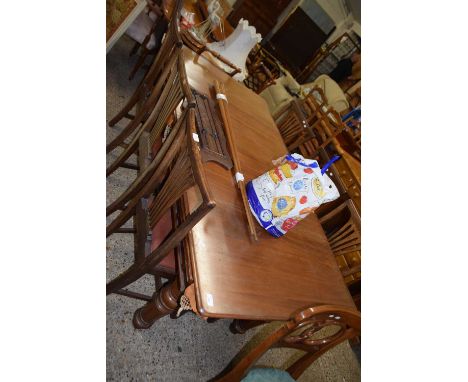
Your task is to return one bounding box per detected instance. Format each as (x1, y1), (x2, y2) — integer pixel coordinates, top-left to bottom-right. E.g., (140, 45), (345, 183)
(132, 46), (356, 330)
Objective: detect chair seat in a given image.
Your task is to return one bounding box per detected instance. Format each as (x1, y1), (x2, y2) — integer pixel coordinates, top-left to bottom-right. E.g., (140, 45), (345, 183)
(260, 84), (293, 116)
(148, 135), (176, 275)
(242, 368), (295, 382)
(302, 74), (349, 113)
(126, 12), (157, 49)
(150, 209), (176, 273)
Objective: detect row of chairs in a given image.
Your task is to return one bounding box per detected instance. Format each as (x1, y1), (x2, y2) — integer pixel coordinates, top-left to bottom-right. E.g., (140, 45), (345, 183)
(272, 89), (362, 304)
(273, 86), (361, 212)
(106, 0), (215, 303)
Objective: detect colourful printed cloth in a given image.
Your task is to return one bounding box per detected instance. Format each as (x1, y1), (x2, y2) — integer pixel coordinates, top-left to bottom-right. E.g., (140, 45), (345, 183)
(246, 153), (340, 237)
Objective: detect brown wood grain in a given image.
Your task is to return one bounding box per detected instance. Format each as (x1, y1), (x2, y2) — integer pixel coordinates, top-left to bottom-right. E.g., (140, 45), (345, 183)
(182, 47), (355, 321)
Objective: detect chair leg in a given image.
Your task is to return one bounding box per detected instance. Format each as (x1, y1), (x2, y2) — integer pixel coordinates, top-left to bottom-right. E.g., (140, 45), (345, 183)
(129, 48), (150, 80)
(108, 81), (145, 127)
(106, 129), (141, 177)
(154, 275), (163, 291)
(129, 41), (140, 57)
(106, 263), (146, 295)
(106, 116), (142, 154)
(230, 320), (265, 334)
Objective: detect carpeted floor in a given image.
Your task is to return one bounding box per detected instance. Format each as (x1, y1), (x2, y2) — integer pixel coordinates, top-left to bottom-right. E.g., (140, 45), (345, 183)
(106, 36), (361, 382)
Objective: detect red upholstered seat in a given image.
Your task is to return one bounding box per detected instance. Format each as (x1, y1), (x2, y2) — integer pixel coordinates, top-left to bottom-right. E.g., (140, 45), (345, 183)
(149, 137), (176, 274)
(150, 209), (176, 273)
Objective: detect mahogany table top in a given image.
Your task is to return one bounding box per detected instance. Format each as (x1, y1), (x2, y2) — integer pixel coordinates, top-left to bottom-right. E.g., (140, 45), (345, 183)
(182, 47), (355, 321)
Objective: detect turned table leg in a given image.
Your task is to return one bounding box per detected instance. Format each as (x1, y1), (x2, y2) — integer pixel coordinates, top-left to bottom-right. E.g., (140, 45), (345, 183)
(133, 279), (181, 329)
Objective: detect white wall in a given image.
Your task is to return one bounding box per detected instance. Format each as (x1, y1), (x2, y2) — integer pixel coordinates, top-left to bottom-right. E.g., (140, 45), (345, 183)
(265, 0), (360, 43)
(312, 0), (360, 42)
(314, 0), (348, 24)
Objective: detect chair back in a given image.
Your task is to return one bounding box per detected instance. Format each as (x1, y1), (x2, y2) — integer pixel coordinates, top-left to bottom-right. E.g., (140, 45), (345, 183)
(214, 305), (360, 381)
(300, 93), (346, 158)
(106, 107), (215, 295)
(319, 199), (361, 285)
(341, 110), (361, 159)
(138, 0), (183, 88)
(106, 48), (190, 176)
(107, 0), (184, 129)
(244, 44), (281, 93)
(273, 99), (312, 152)
(273, 90), (347, 159)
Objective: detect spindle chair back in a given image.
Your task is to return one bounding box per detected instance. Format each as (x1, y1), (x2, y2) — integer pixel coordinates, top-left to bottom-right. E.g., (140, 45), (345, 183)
(273, 90), (346, 159)
(299, 94), (346, 159)
(273, 98), (313, 153)
(106, 107), (216, 301)
(106, 49), (190, 177)
(319, 199), (361, 285)
(107, 0), (184, 129)
(244, 44), (281, 93)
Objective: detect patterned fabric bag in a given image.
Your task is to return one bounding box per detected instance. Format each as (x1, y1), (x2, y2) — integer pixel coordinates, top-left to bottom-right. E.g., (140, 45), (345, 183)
(246, 153), (340, 237)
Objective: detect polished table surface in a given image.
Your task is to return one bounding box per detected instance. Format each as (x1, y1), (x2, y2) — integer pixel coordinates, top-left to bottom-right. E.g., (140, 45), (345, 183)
(182, 47), (355, 321)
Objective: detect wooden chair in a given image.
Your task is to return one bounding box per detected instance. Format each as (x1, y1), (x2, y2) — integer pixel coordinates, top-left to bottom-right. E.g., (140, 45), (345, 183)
(213, 305), (360, 381)
(340, 108), (361, 160)
(244, 44), (281, 94)
(273, 90), (346, 159)
(319, 199), (361, 286)
(106, 107), (216, 303)
(126, 0), (167, 80)
(107, 0), (183, 130)
(298, 92), (346, 158)
(299, 91), (361, 215)
(106, 48), (187, 177)
(179, 29), (241, 78)
(273, 98), (312, 154)
(323, 145), (361, 213)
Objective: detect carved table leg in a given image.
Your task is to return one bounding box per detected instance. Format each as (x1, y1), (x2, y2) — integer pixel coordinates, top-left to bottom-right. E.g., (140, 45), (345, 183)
(133, 279), (181, 329)
(230, 319), (266, 334)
